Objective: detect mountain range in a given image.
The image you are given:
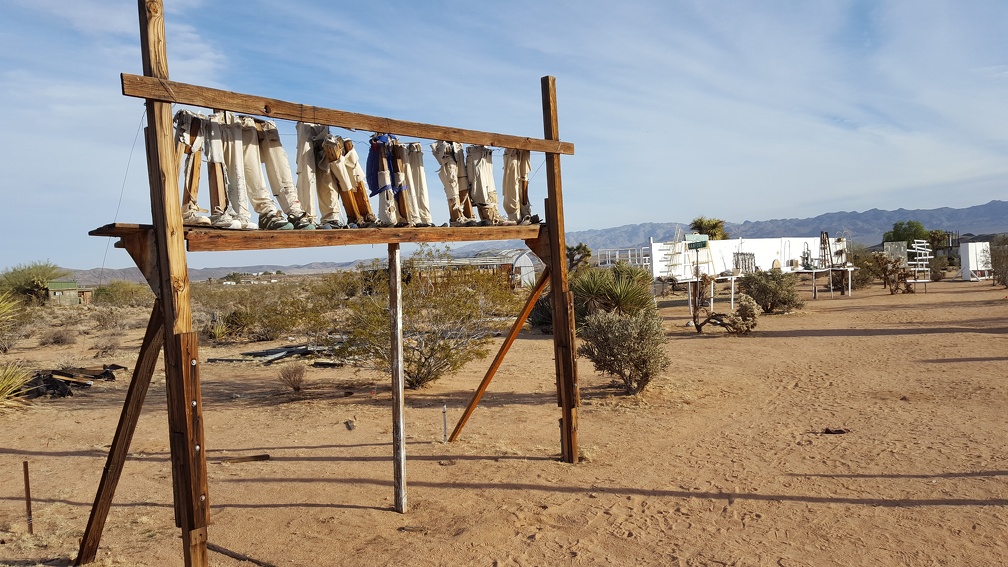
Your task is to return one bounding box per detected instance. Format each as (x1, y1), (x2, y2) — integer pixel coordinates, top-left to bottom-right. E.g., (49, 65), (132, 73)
(68, 200), (1007, 284)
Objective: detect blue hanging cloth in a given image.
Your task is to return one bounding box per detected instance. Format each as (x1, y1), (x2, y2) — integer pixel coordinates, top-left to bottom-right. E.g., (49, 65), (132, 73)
(366, 133), (406, 197)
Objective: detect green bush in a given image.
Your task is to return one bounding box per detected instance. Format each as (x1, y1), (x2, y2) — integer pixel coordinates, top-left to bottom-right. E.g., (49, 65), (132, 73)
(337, 246), (512, 389)
(739, 269), (805, 314)
(93, 280), (154, 308)
(533, 263), (655, 332)
(722, 293), (759, 335)
(577, 309), (670, 395)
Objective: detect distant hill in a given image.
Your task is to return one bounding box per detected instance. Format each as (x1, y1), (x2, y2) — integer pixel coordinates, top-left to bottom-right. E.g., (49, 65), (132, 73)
(556, 200), (1008, 252)
(67, 200), (1008, 283)
(69, 261), (362, 286)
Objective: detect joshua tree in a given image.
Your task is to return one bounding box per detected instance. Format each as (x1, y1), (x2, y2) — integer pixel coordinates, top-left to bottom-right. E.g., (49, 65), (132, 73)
(689, 216), (729, 240)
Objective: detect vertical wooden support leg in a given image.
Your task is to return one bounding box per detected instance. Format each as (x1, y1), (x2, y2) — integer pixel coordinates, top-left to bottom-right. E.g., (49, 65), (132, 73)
(76, 302), (165, 565)
(449, 268), (551, 441)
(388, 243), (407, 513)
(138, 2), (207, 565)
(541, 76), (579, 464)
(166, 332), (209, 565)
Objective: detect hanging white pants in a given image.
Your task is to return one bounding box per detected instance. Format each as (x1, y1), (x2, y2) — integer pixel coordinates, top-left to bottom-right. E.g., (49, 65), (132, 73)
(406, 143), (432, 225)
(296, 122), (342, 224)
(503, 148), (531, 222)
(465, 145), (496, 208)
(250, 117), (305, 217)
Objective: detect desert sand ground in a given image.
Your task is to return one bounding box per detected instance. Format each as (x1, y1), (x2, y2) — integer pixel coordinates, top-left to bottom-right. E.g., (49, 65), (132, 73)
(1, 279), (1007, 566)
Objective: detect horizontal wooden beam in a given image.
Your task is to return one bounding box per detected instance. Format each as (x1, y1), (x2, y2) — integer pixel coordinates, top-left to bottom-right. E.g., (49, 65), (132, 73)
(91, 223), (543, 252)
(121, 74), (575, 155)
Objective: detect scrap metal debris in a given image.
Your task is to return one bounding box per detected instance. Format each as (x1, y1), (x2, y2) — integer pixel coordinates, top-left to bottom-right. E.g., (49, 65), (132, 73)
(23, 364), (126, 398)
(207, 344), (338, 365)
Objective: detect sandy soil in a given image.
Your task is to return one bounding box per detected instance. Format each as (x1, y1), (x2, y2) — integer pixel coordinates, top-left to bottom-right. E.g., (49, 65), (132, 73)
(1, 279), (1007, 566)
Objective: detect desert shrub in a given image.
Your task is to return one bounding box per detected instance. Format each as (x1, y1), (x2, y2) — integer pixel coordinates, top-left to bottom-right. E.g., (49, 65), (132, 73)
(309, 271), (361, 309)
(278, 363), (306, 393)
(222, 306), (257, 336)
(201, 317), (234, 344)
(0, 362), (33, 406)
(529, 294), (553, 332)
(39, 328), (78, 346)
(577, 309), (670, 395)
(844, 243), (877, 290)
(930, 256), (949, 281)
(722, 293), (759, 335)
(337, 246), (511, 389)
(0, 261), (69, 304)
(92, 307), (127, 331)
(91, 337), (120, 358)
(988, 235), (1008, 288)
(93, 280), (153, 308)
(739, 269), (804, 314)
(251, 297), (326, 342)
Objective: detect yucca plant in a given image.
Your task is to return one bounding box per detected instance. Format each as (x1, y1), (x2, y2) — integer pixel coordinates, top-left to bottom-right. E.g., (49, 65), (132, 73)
(0, 362), (32, 406)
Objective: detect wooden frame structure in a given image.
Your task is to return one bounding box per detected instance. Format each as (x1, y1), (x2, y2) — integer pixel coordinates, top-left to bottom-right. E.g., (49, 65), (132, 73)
(75, 2), (578, 565)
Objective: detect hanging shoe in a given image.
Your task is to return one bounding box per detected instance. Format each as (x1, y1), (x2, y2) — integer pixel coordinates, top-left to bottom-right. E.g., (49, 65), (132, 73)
(289, 212), (316, 230)
(182, 205), (211, 227)
(210, 207), (242, 229)
(258, 210), (293, 230)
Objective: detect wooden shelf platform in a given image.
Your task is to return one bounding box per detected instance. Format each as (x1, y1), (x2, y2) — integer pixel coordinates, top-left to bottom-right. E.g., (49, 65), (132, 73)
(91, 223), (545, 252)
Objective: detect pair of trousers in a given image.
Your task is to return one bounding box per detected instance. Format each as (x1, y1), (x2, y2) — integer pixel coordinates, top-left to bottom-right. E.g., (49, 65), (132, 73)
(222, 114), (305, 222)
(295, 122), (343, 224)
(465, 145), (496, 208)
(321, 135), (375, 225)
(430, 140), (474, 222)
(503, 148), (532, 222)
(368, 134), (410, 225)
(173, 109), (205, 213)
(392, 142), (433, 225)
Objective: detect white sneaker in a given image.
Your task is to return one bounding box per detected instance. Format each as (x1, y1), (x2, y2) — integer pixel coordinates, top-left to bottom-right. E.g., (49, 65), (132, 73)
(210, 207), (242, 229)
(240, 218), (259, 230)
(182, 205), (211, 227)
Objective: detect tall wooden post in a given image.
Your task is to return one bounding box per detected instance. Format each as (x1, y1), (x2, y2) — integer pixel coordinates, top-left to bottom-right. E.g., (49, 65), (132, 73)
(388, 244), (407, 513)
(138, 1), (209, 565)
(541, 76), (579, 463)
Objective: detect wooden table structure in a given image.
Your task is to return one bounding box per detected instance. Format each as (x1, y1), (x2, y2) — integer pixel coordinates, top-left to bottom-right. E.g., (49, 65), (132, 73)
(75, 2), (579, 565)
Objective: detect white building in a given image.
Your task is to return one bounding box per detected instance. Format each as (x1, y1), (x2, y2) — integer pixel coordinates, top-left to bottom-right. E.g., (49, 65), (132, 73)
(649, 236), (849, 280)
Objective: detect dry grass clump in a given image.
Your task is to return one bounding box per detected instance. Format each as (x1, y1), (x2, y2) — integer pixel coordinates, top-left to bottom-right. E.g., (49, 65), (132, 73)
(0, 361), (32, 406)
(278, 363), (307, 393)
(39, 328), (78, 346)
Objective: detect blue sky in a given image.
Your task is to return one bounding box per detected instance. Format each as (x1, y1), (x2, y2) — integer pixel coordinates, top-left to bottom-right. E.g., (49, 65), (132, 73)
(1, 0), (1006, 270)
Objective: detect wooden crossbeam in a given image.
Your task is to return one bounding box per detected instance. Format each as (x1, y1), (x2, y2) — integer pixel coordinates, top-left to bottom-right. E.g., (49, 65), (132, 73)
(91, 223), (543, 252)
(121, 74), (574, 156)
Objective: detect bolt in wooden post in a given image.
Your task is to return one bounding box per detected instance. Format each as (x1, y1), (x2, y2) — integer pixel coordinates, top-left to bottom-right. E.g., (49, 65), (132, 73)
(23, 461), (33, 534)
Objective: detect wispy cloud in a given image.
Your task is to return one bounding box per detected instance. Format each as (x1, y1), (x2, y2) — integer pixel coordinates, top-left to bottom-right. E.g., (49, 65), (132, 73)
(0, 0), (1005, 270)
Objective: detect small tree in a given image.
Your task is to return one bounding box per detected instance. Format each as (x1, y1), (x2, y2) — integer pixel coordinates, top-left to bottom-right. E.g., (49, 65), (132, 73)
(689, 216), (729, 240)
(883, 220), (928, 246)
(739, 269), (804, 314)
(566, 242), (592, 272)
(0, 261), (69, 304)
(577, 309), (670, 395)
